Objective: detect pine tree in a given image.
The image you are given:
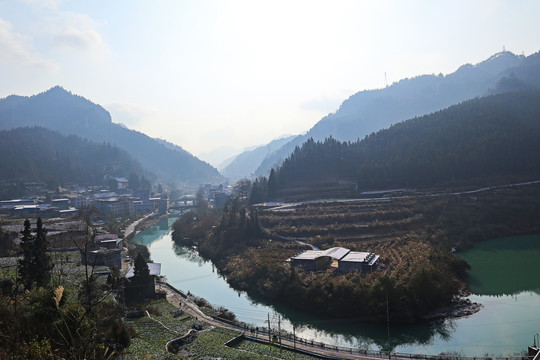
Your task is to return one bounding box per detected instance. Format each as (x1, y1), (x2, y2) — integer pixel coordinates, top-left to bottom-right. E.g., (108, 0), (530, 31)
(18, 219), (34, 289)
(132, 252), (152, 292)
(133, 252), (150, 285)
(126, 252), (152, 302)
(268, 168), (277, 199)
(18, 218), (53, 289)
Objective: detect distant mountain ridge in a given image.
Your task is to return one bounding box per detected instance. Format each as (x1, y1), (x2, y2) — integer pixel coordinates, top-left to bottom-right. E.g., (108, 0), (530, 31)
(253, 50), (540, 177)
(0, 87), (222, 184)
(197, 145), (244, 170)
(220, 135), (296, 180)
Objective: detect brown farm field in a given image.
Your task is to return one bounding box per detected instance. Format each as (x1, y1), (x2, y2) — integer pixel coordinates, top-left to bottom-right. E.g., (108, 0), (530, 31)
(260, 181), (540, 252)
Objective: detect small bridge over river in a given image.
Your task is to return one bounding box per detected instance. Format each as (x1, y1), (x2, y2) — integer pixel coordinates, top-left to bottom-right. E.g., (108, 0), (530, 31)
(169, 196), (197, 211)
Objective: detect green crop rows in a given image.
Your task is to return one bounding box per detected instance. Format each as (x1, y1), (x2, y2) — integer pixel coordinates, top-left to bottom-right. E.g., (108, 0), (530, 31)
(124, 299), (324, 359)
(124, 299), (191, 359)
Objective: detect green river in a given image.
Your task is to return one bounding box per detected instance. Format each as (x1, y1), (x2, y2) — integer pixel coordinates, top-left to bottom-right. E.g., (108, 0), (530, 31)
(133, 214), (540, 356)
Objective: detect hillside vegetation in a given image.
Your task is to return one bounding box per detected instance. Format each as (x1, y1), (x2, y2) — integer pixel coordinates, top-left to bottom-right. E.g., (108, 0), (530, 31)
(0, 127), (148, 194)
(0, 86), (222, 183)
(253, 50), (540, 177)
(256, 91), (540, 200)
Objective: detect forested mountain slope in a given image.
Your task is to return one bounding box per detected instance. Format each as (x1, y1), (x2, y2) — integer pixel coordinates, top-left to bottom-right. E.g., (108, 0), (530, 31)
(254, 51), (540, 177)
(0, 87), (222, 183)
(262, 91), (540, 199)
(0, 127), (148, 192)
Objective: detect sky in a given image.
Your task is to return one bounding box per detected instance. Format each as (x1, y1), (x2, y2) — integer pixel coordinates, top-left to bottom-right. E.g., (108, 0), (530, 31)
(1, 0), (540, 165)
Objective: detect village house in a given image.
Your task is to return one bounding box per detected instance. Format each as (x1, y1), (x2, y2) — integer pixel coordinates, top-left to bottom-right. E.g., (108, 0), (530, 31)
(81, 248), (122, 268)
(288, 247), (380, 273)
(94, 233), (123, 249)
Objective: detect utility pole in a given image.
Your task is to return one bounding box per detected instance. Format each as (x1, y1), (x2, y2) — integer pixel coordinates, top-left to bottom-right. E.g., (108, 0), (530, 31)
(278, 315), (281, 349)
(293, 324), (296, 350)
(267, 313), (271, 344)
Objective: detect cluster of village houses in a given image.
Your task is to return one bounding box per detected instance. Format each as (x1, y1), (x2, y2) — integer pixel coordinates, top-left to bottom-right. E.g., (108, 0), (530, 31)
(0, 179), (239, 297)
(0, 178), (169, 219)
(0, 178), (170, 296)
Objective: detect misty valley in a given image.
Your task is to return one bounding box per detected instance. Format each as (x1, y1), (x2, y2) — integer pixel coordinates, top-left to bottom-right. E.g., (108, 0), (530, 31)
(1, 48), (540, 359)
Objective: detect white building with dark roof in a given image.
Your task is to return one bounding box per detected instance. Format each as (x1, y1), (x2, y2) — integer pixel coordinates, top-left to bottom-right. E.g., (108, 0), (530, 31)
(95, 233), (123, 249)
(338, 251), (380, 272)
(288, 246), (379, 273)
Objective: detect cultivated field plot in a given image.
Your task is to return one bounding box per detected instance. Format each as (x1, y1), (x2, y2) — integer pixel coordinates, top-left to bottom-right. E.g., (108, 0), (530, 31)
(259, 182), (540, 279)
(125, 299), (320, 359)
(259, 195), (445, 274)
(125, 299), (200, 359)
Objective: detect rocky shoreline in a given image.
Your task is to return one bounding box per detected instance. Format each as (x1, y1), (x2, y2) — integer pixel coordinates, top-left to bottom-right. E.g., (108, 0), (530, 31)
(422, 297), (482, 321)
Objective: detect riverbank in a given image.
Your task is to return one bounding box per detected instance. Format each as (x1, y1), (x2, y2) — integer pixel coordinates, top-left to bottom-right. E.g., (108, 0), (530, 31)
(156, 281), (464, 360)
(422, 297), (482, 321)
(134, 212), (539, 356)
(130, 211), (163, 235)
(173, 204), (469, 324)
(123, 210), (159, 240)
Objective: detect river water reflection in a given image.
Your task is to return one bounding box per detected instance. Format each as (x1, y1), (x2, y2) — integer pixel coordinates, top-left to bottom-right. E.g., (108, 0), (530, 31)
(133, 214), (540, 356)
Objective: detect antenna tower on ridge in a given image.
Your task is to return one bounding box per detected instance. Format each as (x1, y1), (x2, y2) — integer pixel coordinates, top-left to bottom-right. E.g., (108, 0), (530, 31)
(384, 72), (388, 88)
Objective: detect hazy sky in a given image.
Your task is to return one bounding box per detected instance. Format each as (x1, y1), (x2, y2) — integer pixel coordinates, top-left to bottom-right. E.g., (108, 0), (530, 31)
(1, 0), (539, 160)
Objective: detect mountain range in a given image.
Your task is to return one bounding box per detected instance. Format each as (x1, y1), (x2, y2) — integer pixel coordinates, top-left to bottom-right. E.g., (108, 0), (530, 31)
(258, 90), (540, 200)
(0, 87), (222, 184)
(228, 50), (540, 178)
(3, 50), (540, 186)
(220, 135), (295, 180)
